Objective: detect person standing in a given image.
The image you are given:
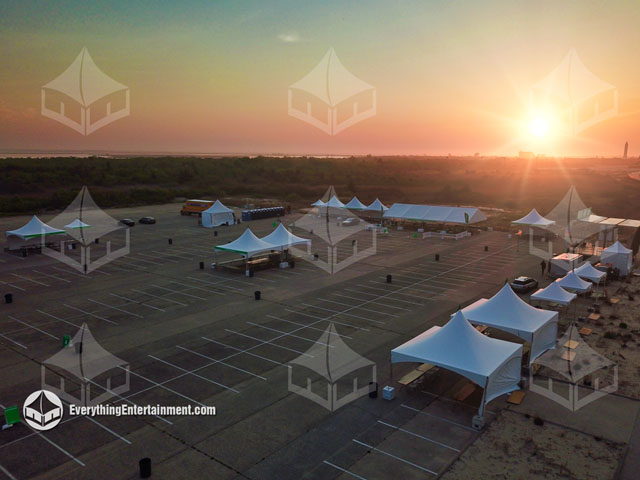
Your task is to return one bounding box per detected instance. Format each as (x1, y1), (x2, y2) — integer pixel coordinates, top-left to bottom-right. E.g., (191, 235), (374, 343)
(540, 259), (546, 278)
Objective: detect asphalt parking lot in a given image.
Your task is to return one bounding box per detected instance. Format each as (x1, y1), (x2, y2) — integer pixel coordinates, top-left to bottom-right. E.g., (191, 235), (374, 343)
(0, 202), (559, 479)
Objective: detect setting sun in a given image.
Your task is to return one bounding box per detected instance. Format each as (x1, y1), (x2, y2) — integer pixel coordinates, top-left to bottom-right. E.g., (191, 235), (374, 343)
(529, 116), (550, 138)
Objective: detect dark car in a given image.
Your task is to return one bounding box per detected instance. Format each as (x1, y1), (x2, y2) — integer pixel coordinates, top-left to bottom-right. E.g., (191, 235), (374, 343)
(510, 276), (538, 293)
(120, 219), (135, 227)
(139, 216), (156, 224)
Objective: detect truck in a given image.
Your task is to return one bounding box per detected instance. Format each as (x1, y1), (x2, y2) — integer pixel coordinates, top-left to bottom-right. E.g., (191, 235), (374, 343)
(180, 199), (214, 216)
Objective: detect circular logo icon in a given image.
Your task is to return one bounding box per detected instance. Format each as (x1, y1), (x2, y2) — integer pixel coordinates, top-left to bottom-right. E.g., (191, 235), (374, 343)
(23, 390), (63, 431)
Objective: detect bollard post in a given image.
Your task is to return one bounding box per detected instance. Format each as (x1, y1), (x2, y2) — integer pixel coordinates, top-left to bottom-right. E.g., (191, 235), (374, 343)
(168, 238), (173, 245)
(139, 458), (151, 479)
(484, 245), (488, 252)
(4, 293), (13, 304)
(199, 261), (204, 270)
(254, 291), (261, 301)
(386, 274), (392, 284)
(435, 254), (440, 261)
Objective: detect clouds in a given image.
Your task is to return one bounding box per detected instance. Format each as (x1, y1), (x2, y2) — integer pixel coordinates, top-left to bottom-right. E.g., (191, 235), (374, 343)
(277, 32), (301, 43)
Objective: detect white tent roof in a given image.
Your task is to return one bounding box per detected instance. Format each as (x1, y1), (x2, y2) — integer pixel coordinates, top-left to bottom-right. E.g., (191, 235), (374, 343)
(260, 224), (310, 250)
(603, 241), (632, 255)
(531, 281), (577, 306)
(311, 199), (326, 207)
(202, 199), (234, 215)
(324, 195), (346, 208)
(215, 228), (276, 257)
(6, 216), (66, 239)
(365, 198), (388, 211)
(392, 311), (522, 411)
(384, 203), (486, 224)
(289, 48), (374, 107)
(344, 196), (367, 210)
(556, 271), (592, 293)
(42, 47), (128, 107)
(574, 261), (606, 283)
(532, 48), (616, 106)
(64, 219), (91, 230)
(460, 284), (558, 364)
(512, 208), (555, 227)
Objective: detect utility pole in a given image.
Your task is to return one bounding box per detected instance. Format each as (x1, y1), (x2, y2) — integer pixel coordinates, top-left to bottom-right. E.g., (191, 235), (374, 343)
(624, 141), (629, 159)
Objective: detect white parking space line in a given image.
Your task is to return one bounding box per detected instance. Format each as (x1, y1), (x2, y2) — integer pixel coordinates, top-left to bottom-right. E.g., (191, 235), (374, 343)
(88, 298), (143, 318)
(83, 415), (132, 444)
(120, 365), (213, 405)
(0, 333), (27, 349)
(225, 329), (312, 357)
(377, 420), (459, 452)
(295, 306), (374, 328)
(187, 276), (245, 291)
(343, 288), (424, 306)
(37, 309), (81, 328)
(128, 256), (162, 265)
(319, 298), (397, 318)
(266, 315), (352, 339)
(130, 289), (187, 307)
(32, 269), (71, 283)
(167, 281), (226, 296)
(151, 284), (207, 301)
(11, 273), (49, 287)
(8, 315), (58, 340)
(109, 293), (165, 312)
(0, 280), (25, 291)
(151, 250), (192, 260)
(51, 266), (92, 278)
(176, 346), (267, 380)
(323, 461), (368, 480)
(400, 404), (476, 431)
(246, 321), (334, 347)
(363, 283), (441, 299)
(147, 355), (239, 394)
(32, 428), (86, 467)
(136, 252), (179, 263)
(351, 439), (436, 476)
(202, 337), (288, 367)
(64, 304), (118, 325)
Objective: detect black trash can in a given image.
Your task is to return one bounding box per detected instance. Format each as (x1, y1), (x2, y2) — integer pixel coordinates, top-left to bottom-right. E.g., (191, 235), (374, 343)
(95, 238), (99, 244)
(214, 231), (218, 237)
(369, 382), (378, 398)
(168, 238), (173, 245)
(289, 260), (295, 269)
(4, 293), (13, 304)
(484, 245), (488, 252)
(254, 291), (261, 301)
(386, 274), (392, 284)
(21, 249), (27, 258)
(199, 261), (204, 270)
(435, 254), (440, 261)
(139, 458), (151, 478)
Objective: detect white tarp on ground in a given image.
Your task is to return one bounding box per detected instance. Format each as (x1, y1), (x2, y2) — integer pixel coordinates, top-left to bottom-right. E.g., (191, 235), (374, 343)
(511, 208), (555, 227)
(5, 216), (66, 250)
(556, 271), (592, 293)
(460, 284), (558, 365)
(365, 198), (388, 212)
(531, 281), (577, 306)
(261, 223), (310, 251)
(601, 241), (633, 276)
(202, 200), (235, 228)
(391, 311), (522, 415)
(574, 261), (607, 284)
(215, 228), (276, 257)
(384, 203), (486, 224)
(344, 196), (368, 210)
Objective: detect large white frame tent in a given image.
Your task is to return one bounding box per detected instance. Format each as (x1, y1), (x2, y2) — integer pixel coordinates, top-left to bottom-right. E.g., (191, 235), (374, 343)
(556, 271), (592, 293)
(384, 204), (486, 224)
(202, 200), (235, 228)
(460, 284), (558, 365)
(531, 281), (577, 306)
(215, 228), (275, 257)
(601, 241), (633, 276)
(574, 261), (606, 284)
(260, 224), (310, 252)
(324, 195), (346, 209)
(391, 311), (522, 417)
(5, 216), (66, 250)
(511, 208), (555, 227)
(344, 196), (367, 210)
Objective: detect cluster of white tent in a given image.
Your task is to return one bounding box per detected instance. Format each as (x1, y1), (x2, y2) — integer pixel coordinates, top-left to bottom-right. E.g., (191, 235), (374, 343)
(5, 215), (90, 250)
(384, 203), (486, 225)
(312, 195), (388, 212)
(214, 223), (310, 258)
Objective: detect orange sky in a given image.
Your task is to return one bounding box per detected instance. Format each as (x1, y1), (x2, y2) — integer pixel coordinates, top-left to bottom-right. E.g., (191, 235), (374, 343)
(1, 1), (639, 157)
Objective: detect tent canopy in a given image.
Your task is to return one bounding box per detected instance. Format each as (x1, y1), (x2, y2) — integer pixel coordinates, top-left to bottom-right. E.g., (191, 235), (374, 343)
(324, 195), (346, 208)
(202, 200), (235, 228)
(260, 224), (310, 250)
(601, 241), (633, 276)
(365, 198), (388, 212)
(6, 216), (66, 239)
(574, 261), (606, 283)
(391, 311), (522, 414)
(556, 271), (592, 293)
(384, 203), (486, 224)
(64, 219), (91, 230)
(531, 281), (577, 306)
(202, 200), (233, 215)
(215, 228), (276, 257)
(603, 241), (632, 254)
(344, 196), (368, 210)
(460, 284), (558, 364)
(512, 208), (555, 227)
(311, 199), (326, 207)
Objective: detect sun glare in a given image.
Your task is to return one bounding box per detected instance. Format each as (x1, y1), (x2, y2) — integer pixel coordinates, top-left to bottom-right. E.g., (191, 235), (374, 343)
(529, 116), (550, 138)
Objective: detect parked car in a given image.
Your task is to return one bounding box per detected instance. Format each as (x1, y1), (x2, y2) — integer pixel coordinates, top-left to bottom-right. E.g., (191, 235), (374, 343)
(139, 216), (156, 224)
(342, 217), (360, 226)
(120, 219), (135, 227)
(510, 276), (538, 293)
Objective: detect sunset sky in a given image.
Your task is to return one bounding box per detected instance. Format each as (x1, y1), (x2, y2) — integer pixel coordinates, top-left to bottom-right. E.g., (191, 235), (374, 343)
(1, 0), (639, 157)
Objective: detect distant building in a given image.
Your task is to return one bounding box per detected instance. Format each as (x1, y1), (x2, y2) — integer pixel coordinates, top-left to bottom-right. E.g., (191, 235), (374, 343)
(624, 141), (629, 159)
(519, 151), (535, 160)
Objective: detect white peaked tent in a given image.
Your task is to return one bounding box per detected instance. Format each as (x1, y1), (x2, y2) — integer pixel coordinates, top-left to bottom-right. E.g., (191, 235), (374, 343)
(311, 199), (326, 207)
(531, 281), (577, 306)
(512, 208), (555, 227)
(574, 262), (606, 284)
(215, 228), (276, 257)
(261, 224), (310, 251)
(202, 200), (235, 228)
(5, 216), (66, 250)
(64, 219), (91, 230)
(365, 198), (388, 212)
(324, 195), (346, 209)
(384, 204), (486, 224)
(391, 311), (523, 416)
(460, 284), (558, 365)
(601, 241), (633, 276)
(344, 196), (367, 210)
(556, 271), (592, 293)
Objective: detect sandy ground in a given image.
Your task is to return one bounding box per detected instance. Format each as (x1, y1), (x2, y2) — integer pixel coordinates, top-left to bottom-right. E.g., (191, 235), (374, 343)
(441, 410), (624, 480)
